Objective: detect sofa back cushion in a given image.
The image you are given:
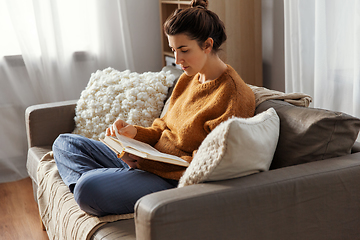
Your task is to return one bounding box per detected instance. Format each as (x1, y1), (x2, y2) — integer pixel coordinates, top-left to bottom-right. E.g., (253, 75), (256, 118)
(256, 100), (360, 169)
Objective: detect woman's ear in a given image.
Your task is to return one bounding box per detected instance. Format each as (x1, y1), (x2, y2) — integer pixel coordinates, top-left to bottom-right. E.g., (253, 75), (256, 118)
(204, 38), (214, 53)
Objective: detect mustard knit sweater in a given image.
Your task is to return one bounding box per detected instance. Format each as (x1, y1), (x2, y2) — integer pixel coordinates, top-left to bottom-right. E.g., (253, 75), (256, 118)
(134, 65), (255, 180)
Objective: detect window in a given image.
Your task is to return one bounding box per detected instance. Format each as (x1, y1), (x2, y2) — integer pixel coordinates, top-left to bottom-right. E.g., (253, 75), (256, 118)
(0, 0), (22, 56)
(0, 0), (96, 58)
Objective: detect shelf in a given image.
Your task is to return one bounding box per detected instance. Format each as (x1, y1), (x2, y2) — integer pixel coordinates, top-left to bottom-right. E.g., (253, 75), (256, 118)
(164, 51), (174, 57)
(159, 1), (191, 64)
(161, 0), (191, 4)
(161, 1), (178, 4)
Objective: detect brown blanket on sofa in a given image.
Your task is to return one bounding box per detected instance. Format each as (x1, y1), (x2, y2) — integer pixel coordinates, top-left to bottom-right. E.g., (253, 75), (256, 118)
(37, 151), (134, 240)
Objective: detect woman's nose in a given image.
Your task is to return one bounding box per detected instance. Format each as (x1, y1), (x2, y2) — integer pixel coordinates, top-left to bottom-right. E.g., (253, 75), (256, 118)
(174, 52), (182, 65)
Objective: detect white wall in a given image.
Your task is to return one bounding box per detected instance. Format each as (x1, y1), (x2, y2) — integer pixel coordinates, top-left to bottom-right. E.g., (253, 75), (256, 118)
(262, 0), (285, 91)
(125, 0), (163, 73)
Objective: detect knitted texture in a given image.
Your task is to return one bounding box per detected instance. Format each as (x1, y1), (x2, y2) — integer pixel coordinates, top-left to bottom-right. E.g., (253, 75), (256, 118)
(73, 67), (175, 140)
(178, 116), (231, 187)
(178, 107), (280, 187)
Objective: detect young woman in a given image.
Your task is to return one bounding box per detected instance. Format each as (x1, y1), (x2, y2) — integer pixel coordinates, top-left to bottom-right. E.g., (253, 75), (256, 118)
(53, 0), (255, 217)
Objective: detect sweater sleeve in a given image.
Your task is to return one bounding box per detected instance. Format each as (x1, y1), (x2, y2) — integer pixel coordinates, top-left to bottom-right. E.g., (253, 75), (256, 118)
(133, 117), (192, 180)
(133, 118), (167, 147)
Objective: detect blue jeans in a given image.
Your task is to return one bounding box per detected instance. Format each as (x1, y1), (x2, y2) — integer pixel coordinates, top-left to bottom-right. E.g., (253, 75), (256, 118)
(52, 133), (178, 216)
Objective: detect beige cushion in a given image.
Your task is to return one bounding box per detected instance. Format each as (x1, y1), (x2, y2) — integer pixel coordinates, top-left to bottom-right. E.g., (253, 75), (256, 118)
(178, 108), (280, 187)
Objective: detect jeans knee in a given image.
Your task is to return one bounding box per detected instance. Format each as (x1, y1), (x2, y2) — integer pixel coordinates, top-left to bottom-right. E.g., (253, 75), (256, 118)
(53, 133), (88, 155)
(53, 133), (73, 152)
(73, 173), (104, 216)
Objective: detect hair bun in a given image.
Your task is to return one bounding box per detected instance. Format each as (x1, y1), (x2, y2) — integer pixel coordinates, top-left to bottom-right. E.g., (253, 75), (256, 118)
(190, 0), (208, 10)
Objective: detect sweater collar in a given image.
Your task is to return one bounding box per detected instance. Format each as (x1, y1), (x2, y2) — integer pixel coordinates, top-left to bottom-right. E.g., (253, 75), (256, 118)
(194, 65), (232, 89)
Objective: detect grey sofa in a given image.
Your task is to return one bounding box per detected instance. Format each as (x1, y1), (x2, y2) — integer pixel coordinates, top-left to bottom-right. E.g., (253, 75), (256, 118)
(26, 84), (360, 239)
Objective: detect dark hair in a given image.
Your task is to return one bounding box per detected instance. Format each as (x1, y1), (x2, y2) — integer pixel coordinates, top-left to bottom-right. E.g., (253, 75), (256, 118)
(164, 0), (227, 53)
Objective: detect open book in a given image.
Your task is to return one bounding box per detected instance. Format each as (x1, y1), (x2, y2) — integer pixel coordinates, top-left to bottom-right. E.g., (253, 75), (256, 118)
(100, 134), (189, 167)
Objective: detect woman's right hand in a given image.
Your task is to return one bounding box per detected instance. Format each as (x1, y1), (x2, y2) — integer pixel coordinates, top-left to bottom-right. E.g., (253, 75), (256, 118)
(106, 119), (137, 139)
(120, 153), (144, 169)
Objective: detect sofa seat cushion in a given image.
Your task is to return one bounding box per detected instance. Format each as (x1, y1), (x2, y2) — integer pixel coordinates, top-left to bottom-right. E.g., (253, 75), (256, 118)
(256, 100), (360, 169)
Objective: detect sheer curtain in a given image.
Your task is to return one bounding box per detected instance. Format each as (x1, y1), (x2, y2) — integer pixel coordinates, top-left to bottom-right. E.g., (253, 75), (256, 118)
(0, 0), (144, 183)
(285, 0), (360, 115)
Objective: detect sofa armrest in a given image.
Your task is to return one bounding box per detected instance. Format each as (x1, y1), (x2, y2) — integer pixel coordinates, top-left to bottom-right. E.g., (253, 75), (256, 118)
(25, 100), (78, 148)
(351, 141), (360, 153)
(135, 153), (360, 240)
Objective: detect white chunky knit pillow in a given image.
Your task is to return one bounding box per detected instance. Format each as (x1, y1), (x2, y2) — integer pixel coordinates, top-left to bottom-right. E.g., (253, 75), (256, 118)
(178, 108), (280, 188)
(73, 67), (176, 140)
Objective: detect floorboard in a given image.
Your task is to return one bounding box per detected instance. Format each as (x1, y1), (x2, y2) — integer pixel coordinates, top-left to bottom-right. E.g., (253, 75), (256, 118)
(0, 177), (49, 240)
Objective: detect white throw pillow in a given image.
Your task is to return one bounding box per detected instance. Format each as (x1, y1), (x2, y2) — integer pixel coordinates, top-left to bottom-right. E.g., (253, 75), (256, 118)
(178, 107), (280, 187)
(73, 67), (176, 140)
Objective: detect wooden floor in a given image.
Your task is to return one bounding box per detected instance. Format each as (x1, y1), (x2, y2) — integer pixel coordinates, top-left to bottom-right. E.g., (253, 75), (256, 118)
(0, 177), (49, 240)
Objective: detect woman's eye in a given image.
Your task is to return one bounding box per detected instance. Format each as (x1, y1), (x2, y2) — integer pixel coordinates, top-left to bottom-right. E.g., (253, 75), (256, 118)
(170, 48), (188, 53)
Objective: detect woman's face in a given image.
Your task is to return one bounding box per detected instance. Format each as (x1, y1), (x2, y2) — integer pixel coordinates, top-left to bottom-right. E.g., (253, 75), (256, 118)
(168, 34), (208, 76)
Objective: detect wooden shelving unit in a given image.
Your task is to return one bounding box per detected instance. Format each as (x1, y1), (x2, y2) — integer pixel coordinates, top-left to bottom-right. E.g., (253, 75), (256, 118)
(159, 1), (191, 62)
(159, 0), (262, 86)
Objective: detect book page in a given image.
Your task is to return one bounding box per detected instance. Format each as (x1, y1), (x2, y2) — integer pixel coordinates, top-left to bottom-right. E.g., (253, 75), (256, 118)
(112, 135), (188, 163)
(113, 135), (162, 157)
(103, 135), (189, 166)
(108, 125), (189, 166)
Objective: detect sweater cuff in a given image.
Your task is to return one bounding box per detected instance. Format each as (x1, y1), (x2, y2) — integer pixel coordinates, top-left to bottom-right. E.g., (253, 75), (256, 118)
(133, 125), (161, 146)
